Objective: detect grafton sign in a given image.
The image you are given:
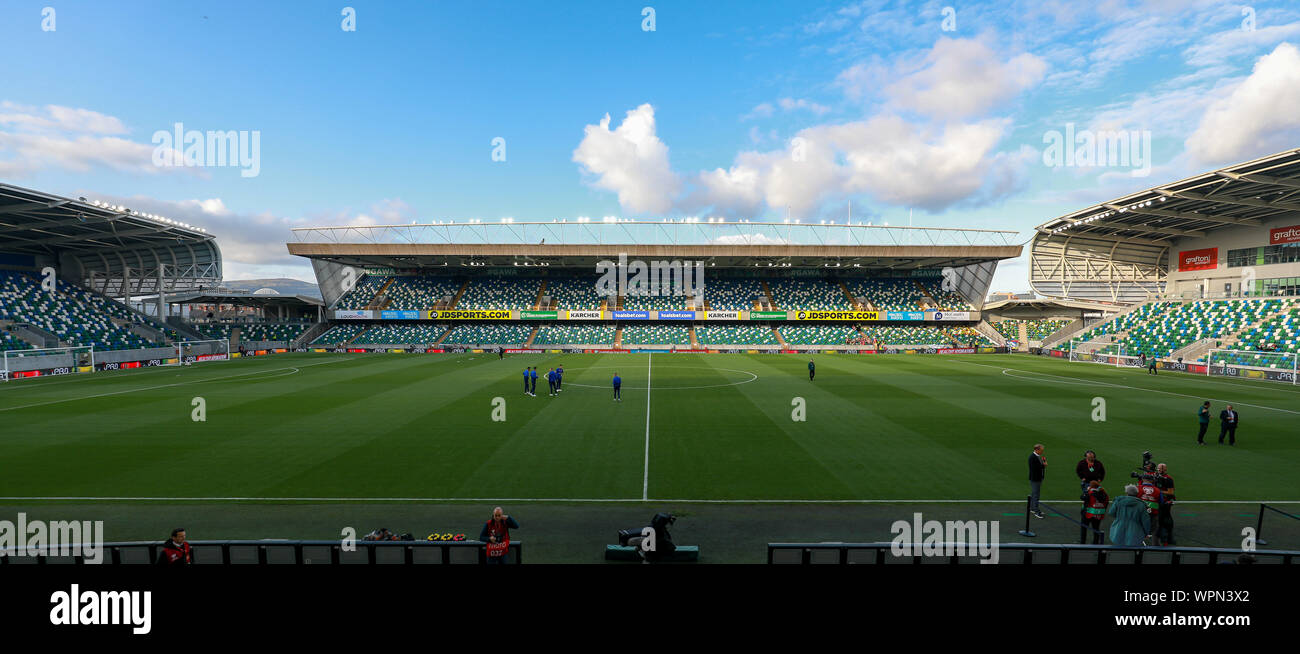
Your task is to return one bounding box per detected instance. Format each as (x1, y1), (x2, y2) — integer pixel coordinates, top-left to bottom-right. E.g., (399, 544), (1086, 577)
(1178, 248), (1218, 272)
(1270, 225), (1300, 244)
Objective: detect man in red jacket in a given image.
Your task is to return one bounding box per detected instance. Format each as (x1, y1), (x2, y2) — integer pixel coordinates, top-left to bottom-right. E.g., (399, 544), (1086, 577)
(156, 527), (193, 565)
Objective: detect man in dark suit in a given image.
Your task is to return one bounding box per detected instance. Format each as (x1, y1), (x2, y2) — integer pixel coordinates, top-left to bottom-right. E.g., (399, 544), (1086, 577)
(1218, 405), (1239, 445)
(1028, 444), (1047, 519)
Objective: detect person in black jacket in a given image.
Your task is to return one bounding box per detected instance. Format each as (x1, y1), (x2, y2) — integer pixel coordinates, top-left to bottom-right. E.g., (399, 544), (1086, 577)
(1196, 401), (1211, 445)
(1075, 450), (1105, 492)
(1218, 405), (1239, 445)
(1028, 444), (1047, 518)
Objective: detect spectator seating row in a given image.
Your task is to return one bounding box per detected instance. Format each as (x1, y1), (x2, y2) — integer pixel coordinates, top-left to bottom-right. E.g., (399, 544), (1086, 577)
(1, 325), (32, 351)
(311, 323), (367, 345)
(1235, 305), (1300, 354)
(1100, 299), (1288, 358)
(353, 323), (448, 345)
(620, 324), (691, 345)
(779, 324), (860, 345)
(197, 322), (311, 343)
(533, 322), (615, 345)
(543, 276), (605, 310)
(695, 324), (778, 345)
(700, 278), (765, 311)
(768, 279), (852, 310)
(0, 270), (153, 351)
(384, 276), (460, 310)
(334, 274), (386, 308)
(457, 277), (541, 310)
(441, 322), (534, 345)
(846, 278), (924, 311)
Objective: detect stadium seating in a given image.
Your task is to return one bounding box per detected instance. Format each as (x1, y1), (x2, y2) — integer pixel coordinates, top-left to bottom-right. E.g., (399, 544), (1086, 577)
(457, 277), (541, 310)
(383, 276), (460, 310)
(860, 325), (952, 346)
(1095, 299), (1289, 358)
(543, 275), (605, 310)
(311, 323), (368, 345)
(779, 324), (860, 345)
(0, 270), (155, 351)
(441, 322), (533, 345)
(944, 326), (992, 345)
(992, 319), (1070, 341)
(532, 322), (615, 345)
(334, 274), (386, 308)
(1077, 302), (1169, 342)
(1235, 306), (1300, 354)
(196, 321), (311, 343)
(353, 323), (448, 344)
(620, 324), (690, 345)
(620, 293), (683, 311)
(928, 287), (975, 310)
(0, 325), (33, 351)
(696, 324), (778, 345)
(700, 278), (766, 311)
(768, 279), (852, 310)
(846, 278), (926, 311)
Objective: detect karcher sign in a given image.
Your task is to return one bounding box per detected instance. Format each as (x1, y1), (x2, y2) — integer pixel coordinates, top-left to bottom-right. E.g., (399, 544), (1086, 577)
(427, 310), (513, 320)
(565, 310), (604, 320)
(704, 311), (742, 320)
(794, 310), (880, 321)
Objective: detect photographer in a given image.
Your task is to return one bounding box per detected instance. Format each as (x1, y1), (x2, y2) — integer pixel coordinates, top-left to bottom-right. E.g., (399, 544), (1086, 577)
(479, 506), (519, 565)
(1154, 463), (1176, 545)
(1080, 480), (1109, 544)
(1135, 473), (1164, 545)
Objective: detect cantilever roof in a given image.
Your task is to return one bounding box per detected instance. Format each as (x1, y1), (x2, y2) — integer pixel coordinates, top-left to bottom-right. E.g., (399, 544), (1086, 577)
(1036, 148), (1300, 244)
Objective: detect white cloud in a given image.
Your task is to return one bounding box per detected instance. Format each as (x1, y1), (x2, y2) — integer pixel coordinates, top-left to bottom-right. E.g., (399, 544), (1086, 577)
(777, 97), (830, 115)
(572, 104), (680, 215)
(0, 101), (182, 177)
(81, 192), (413, 278)
(1185, 42), (1300, 164)
(883, 38), (1046, 121)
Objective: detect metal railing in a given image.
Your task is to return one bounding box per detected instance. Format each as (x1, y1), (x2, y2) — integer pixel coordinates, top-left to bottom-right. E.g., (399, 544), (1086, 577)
(766, 542), (1296, 564)
(0, 540), (522, 565)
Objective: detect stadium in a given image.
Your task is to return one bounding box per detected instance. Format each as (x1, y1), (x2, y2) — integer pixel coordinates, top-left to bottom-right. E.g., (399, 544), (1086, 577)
(3, 148), (1300, 566)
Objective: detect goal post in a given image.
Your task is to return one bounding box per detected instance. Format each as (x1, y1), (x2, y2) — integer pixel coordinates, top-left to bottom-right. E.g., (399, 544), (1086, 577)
(1, 345), (95, 381)
(1206, 349), (1299, 385)
(175, 339), (231, 365)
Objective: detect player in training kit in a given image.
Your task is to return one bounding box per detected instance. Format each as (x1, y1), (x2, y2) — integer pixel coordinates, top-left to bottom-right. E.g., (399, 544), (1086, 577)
(555, 365), (563, 392)
(547, 368), (557, 396)
(808, 359), (815, 381)
(612, 372), (622, 401)
(529, 367), (538, 396)
(522, 367), (531, 395)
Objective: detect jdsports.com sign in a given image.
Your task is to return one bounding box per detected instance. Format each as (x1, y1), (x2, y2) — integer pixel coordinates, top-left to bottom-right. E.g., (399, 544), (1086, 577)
(427, 310), (513, 320)
(795, 310), (880, 321)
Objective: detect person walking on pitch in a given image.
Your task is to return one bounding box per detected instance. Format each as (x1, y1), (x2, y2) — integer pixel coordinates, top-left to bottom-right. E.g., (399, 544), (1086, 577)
(612, 372), (622, 402)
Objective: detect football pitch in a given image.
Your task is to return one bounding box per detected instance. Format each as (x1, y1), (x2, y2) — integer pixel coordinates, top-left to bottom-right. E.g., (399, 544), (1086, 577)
(2, 351), (1297, 559)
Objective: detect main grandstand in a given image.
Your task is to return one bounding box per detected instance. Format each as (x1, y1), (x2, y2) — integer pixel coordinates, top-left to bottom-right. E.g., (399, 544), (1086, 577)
(286, 221), (1022, 352)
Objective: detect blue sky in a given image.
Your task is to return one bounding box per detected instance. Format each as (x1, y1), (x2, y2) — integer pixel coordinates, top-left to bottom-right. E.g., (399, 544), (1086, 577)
(3, 0), (1300, 291)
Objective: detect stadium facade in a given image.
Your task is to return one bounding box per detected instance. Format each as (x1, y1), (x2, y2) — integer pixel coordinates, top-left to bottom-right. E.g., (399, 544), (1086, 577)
(1031, 149), (1300, 303)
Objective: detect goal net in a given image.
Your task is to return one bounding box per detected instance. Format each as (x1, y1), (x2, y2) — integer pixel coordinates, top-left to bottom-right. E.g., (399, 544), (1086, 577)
(1, 345), (95, 381)
(1206, 349), (1298, 384)
(175, 339), (231, 365)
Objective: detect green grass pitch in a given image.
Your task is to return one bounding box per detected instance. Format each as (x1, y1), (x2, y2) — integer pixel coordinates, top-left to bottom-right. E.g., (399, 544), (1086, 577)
(2, 351), (1296, 504)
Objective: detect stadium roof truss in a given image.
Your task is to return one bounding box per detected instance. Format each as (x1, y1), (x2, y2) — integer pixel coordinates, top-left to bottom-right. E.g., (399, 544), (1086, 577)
(0, 182), (221, 296)
(291, 220), (1020, 249)
(1030, 149), (1300, 303)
